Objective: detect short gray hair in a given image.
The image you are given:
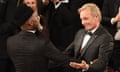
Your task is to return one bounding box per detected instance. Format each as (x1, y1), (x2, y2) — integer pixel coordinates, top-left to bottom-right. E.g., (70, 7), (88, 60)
(78, 3), (102, 21)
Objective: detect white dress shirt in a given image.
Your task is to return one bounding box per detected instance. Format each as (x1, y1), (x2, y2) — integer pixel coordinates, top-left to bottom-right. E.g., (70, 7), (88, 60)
(115, 29), (120, 40)
(81, 28), (97, 50)
(54, 0), (69, 9)
(26, 30), (36, 34)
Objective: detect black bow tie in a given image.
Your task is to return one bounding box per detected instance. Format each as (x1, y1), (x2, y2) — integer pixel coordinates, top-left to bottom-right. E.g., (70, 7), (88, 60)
(86, 32), (93, 36)
(55, 2), (59, 5)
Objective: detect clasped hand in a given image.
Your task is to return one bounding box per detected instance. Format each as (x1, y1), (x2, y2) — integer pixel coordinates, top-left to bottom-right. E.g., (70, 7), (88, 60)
(69, 60), (89, 70)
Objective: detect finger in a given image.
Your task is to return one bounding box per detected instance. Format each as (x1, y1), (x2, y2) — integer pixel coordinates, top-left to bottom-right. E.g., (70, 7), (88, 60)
(81, 60), (86, 64)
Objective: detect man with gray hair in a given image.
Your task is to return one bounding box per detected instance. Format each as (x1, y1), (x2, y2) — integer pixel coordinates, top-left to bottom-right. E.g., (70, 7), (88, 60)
(64, 3), (113, 72)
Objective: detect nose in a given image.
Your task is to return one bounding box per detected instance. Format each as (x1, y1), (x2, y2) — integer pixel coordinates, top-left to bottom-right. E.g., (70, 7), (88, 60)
(81, 20), (86, 25)
(26, 4), (33, 9)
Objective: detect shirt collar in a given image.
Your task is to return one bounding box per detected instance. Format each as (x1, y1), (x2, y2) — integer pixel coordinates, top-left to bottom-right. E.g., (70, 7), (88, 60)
(26, 30), (36, 34)
(61, 0), (69, 3)
(54, 1), (62, 9)
(88, 27), (98, 34)
(54, 0), (69, 9)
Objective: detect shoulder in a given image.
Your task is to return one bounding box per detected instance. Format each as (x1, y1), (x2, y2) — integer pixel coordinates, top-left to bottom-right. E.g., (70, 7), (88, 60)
(102, 26), (113, 38)
(75, 29), (85, 36)
(7, 33), (19, 47)
(97, 26), (113, 42)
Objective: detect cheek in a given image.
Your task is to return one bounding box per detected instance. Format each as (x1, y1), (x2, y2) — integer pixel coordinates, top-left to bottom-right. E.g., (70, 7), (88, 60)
(26, 4), (31, 7)
(81, 20), (86, 25)
(82, 20), (90, 26)
(33, 4), (37, 8)
(31, 6), (37, 11)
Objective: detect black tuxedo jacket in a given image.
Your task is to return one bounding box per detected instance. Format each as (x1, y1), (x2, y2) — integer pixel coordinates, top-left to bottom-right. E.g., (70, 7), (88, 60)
(7, 31), (70, 72)
(102, 0), (120, 36)
(0, 0), (18, 58)
(45, 2), (80, 51)
(65, 25), (114, 72)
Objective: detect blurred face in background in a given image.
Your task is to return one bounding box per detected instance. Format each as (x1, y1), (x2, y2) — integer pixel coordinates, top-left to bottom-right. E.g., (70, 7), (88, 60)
(23, 0), (38, 11)
(51, 0), (59, 4)
(22, 0), (42, 31)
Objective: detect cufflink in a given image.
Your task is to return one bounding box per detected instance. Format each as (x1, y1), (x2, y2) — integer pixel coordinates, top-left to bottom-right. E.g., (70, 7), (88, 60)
(90, 61), (93, 64)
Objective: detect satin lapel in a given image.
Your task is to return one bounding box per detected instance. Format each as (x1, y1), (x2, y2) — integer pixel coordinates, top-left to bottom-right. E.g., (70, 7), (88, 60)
(80, 34), (97, 57)
(74, 31), (86, 58)
(80, 25), (103, 57)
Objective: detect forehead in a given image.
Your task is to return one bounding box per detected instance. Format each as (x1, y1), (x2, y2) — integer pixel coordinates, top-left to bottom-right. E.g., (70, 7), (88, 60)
(23, 0), (37, 3)
(80, 9), (91, 18)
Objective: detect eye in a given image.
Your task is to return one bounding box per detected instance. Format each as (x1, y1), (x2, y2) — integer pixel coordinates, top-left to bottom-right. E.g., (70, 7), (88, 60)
(82, 17), (88, 20)
(32, 2), (35, 4)
(26, 2), (30, 4)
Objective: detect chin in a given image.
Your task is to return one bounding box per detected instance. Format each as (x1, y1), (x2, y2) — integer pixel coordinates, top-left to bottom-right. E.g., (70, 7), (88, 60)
(86, 26), (93, 30)
(85, 28), (90, 31)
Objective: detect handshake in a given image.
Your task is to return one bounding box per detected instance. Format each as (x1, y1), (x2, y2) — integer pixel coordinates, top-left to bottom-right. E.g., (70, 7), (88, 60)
(69, 59), (97, 71)
(69, 60), (89, 71)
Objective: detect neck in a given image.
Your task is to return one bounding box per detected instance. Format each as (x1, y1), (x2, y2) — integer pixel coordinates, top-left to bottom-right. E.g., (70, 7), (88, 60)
(21, 24), (36, 31)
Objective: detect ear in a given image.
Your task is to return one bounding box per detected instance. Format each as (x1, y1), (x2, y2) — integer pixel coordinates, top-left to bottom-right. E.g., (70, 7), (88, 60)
(25, 20), (34, 26)
(29, 21), (34, 26)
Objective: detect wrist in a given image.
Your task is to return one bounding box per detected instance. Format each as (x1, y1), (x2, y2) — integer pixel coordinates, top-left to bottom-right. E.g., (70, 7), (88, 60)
(111, 18), (117, 24)
(82, 64), (89, 71)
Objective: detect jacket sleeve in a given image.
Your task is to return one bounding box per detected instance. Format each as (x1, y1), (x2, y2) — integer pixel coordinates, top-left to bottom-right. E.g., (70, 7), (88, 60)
(88, 35), (114, 72)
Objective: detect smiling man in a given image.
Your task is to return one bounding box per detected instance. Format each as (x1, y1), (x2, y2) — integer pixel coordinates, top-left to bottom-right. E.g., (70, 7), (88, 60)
(64, 3), (114, 72)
